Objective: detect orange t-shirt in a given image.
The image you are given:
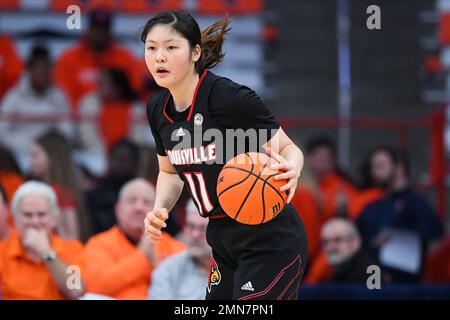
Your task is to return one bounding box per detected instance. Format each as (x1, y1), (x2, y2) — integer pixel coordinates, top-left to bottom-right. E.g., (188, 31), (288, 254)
(54, 40), (142, 112)
(319, 172), (358, 220)
(0, 36), (23, 99)
(304, 251), (333, 285)
(83, 226), (186, 300)
(99, 102), (132, 150)
(291, 187), (324, 263)
(347, 187), (384, 219)
(0, 230), (84, 300)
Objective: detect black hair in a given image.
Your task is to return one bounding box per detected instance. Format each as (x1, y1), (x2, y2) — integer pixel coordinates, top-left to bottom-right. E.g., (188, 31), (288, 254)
(0, 143), (22, 176)
(360, 145), (410, 188)
(141, 10), (231, 74)
(109, 138), (140, 164)
(27, 45), (50, 68)
(306, 136), (337, 156)
(104, 68), (137, 101)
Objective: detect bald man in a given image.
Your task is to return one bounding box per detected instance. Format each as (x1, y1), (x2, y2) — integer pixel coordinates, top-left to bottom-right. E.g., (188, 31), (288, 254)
(321, 218), (377, 283)
(82, 178), (186, 299)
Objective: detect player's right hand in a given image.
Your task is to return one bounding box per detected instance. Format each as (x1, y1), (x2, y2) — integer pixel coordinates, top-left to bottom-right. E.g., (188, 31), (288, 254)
(144, 208), (168, 243)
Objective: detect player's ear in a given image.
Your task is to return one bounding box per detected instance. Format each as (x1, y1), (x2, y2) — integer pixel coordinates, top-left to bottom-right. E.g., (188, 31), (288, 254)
(192, 44), (201, 63)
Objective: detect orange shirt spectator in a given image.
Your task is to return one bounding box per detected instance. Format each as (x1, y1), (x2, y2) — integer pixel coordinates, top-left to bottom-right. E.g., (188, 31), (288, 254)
(82, 178), (186, 299)
(83, 226), (186, 299)
(319, 171), (358, 220)
(304, 251), (333, 284)
(0, 36), (23, 99)
(0, 229), (84, 300)
(54, 40), (141, 112)
(291, 187), (324, 264)
(348, 187), (384, 219)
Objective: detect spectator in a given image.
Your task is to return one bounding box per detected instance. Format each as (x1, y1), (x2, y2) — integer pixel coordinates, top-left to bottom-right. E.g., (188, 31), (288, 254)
(356, 147), (444, 282)
(0, 144), (25, 208)
(291, 166), (324, 267)
(321, 218), (377, 283)
(305, 136), (358, 220)
(0, 186), (10, 240)
(29, 131), (92, 241)
(54, 9), (143, 111)
(148, 199), (210, 300)
(0, 181), (85, 299)
(82, 178), (186, 299)
(0, 45), (73, 170)
(85, 138), (139, 234)
(77, 68), (150, 170)
(0, 35), (23, 100)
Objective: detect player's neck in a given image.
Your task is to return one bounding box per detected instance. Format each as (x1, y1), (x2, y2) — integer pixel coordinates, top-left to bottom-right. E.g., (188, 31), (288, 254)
(170, 71), (200, 112)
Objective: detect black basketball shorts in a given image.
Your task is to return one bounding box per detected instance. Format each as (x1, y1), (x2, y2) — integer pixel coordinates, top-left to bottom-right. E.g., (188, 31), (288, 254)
(205, 204), (308, 300)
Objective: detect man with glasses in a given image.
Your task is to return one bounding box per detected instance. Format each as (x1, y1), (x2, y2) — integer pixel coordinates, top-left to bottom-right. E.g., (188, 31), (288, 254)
(148, 200), (211, 300)
(321, 218), (377, 283)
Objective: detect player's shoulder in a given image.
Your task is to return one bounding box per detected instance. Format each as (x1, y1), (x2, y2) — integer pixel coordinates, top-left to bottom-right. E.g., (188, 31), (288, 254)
(209, 72), (257, 104)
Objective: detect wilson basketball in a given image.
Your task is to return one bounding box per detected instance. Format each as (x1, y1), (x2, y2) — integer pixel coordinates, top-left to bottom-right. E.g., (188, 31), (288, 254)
(216, 152), (288, 225)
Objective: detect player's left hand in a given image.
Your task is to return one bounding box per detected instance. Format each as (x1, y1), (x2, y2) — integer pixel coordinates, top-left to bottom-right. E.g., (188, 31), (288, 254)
(266, 147), (300, 204)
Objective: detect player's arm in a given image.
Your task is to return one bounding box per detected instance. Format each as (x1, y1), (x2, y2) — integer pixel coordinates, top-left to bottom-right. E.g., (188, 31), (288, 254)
(145, 155), (184, 243)
(262, 127), (304, 203)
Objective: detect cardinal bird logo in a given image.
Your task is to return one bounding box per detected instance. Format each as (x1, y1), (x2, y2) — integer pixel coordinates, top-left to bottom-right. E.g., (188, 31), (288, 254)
(207, 257), (221, 293)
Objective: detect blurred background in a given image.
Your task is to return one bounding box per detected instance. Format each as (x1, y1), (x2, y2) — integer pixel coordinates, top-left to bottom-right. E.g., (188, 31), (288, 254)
(0, 0), (449, 300)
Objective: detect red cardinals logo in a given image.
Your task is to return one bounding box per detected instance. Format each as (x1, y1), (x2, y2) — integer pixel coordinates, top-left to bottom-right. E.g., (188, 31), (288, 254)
(207, 257), (221, 293)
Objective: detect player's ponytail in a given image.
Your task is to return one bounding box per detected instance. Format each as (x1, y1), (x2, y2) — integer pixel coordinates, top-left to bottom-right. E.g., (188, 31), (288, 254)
(196, 17), (231, 73)
(141, 11), (231, 74)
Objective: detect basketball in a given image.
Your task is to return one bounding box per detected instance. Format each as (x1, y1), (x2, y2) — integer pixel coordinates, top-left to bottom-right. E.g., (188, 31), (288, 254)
(216, 152), (288, 225)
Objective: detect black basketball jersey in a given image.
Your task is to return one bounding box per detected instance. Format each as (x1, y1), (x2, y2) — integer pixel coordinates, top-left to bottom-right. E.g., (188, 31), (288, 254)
(146, 70), (280, 218)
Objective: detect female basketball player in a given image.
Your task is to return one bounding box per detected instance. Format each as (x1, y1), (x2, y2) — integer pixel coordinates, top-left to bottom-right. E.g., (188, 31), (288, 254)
(143, 11), (308, 300)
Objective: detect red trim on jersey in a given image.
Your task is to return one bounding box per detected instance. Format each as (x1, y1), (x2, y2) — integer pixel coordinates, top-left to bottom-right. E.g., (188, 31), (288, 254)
(187, 69), (207, 122)
(162, 94), (173, 123)
(208, 214), (228, 219)
(162, 69), (207, 123)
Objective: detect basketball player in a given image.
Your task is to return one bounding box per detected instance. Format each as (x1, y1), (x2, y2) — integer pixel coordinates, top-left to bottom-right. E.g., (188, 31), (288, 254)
(143, 11), (308, 300)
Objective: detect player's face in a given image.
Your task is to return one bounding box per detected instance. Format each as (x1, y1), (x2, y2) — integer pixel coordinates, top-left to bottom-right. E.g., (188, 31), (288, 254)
(144, 25), (199, 89)
(16, 194), (56, 234)
(116, 182), (155, 240)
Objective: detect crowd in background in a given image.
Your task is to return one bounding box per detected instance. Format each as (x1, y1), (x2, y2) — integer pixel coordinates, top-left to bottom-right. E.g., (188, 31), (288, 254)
(0, 9), (449, 300)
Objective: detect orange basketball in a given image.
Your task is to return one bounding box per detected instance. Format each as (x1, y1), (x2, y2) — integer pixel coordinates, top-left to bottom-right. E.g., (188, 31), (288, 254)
(216, 152), (288, 225)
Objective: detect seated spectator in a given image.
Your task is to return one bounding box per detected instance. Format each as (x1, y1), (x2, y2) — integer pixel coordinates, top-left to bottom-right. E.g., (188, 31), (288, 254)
(0, 35), (23, 100)
(0, 186), (10, 240)
(83, 178), (186, 299)
(85, 139), (139, 234)
(0, 45), (73, 170)
(0, 181), (85, 300)
(356, 147), (443, 283)
(305, 136), (358, 220)
(54, 9), (143, 111)
(291, 167), (324, 266)
(347, 146), (388, 219)
(77, 68), (150, 169)
(148, 200), (210, 300)
(0, 144), (25, 209)
(321, 218), (378, 283)
(29, 131), (92, 241)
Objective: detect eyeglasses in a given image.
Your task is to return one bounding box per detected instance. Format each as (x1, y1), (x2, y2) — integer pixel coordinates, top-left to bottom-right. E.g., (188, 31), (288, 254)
(321, 235), (354, 247)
